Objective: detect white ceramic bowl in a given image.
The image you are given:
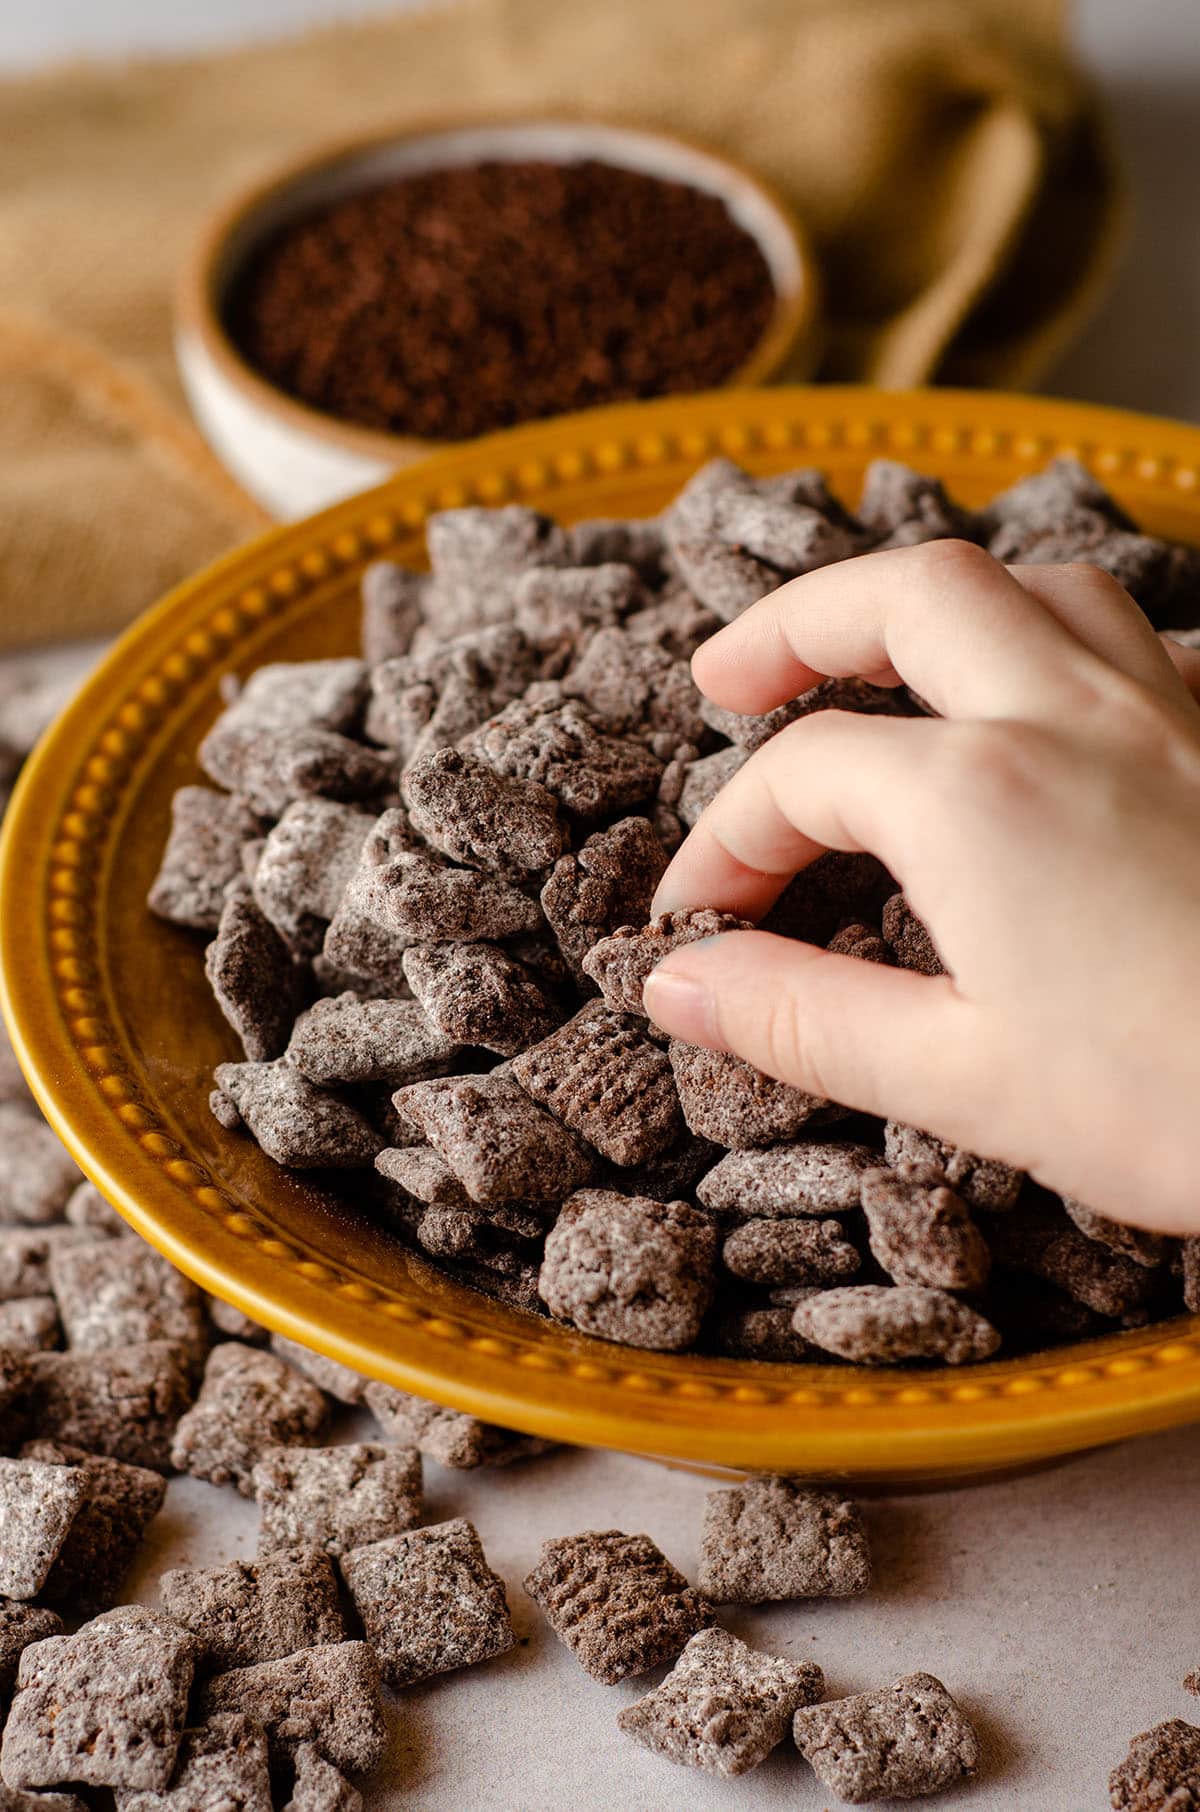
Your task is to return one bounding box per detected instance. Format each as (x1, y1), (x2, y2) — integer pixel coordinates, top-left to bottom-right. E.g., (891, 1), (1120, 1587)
(175, 118), (820, 520)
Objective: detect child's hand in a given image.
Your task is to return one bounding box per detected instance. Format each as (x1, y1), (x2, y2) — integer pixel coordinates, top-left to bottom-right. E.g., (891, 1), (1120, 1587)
(644, 541), (1200, 1233)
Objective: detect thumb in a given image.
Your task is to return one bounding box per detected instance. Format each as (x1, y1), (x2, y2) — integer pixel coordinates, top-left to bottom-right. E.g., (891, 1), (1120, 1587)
(643, 929), (980, 1131)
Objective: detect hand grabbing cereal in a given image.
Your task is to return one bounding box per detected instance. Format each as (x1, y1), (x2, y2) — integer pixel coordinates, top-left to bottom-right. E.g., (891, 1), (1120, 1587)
(645, 542), (1200, 1234)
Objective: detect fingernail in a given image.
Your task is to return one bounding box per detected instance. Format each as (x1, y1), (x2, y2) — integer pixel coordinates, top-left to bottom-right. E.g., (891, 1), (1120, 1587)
(642, 967), (723, 1048)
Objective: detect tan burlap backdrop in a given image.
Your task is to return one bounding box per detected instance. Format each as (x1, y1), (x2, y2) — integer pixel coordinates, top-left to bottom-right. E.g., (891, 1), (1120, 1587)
(0, 0), (1119, 649)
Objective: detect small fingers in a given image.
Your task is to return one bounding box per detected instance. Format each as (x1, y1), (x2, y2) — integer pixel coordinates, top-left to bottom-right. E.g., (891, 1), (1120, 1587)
(1013, 564), (1196, 706)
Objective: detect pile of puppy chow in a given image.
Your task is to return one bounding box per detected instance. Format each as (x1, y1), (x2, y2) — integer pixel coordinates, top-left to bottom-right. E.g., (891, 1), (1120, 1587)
(150, 454), (1200, 1371)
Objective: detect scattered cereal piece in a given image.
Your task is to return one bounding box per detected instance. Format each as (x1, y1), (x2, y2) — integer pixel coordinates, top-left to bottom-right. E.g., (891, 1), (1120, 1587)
(793, 1671), (980, 1802)
(19, 1441), (166, 1613)
(63, 1180), (124, 1234)
(525, 1529), (712, 1684)
(402, 942), (558, 1055)
(252, 800), (375, 955)
(27, 1342), (195, 1470)
(0, 1229), (93, 1301)
(857, 460), (977, 543)
(0, 1107), (81, 1226)
(980, 456), (1133, 539)
(160, 1548), (345, 1673)
(200, 723), (393, 820)
(676, 746), (748, 826)
(698, 1477), (870, 1602)
(539, 1190), (716, 1351)
(697, 1141), (878, 1219)
(722, 1218), (861, 1287)
(375, 1145), (471, 1207)
(170, 1342), (328, 1495)
(0, 1292), (56, 1354)
(1061, 1197), (1168, 1268)
(415, 1202), (542, 1273)
(882, 892), (945, 975)
(462, 697), (662, 822)
(427, 505), (568, 609)
(205, 880), (302, 1062)
(402, 746), (566, 877)
(861, 1167), (991, 1291)
(989, 1202), (1159, 1319)
(213, 1063), (382, 1169)
(582, 910), (752, 1017)
(197, 1642), (386, 1775)
(882, 1122), (1022, 1212)
(286, 993), (460, 1087)
(48, 1237), (207, 1365)
(395, 1072), (593, 1203)
(668, 1042), (834, 1148)
(283, 1742), (363, 1812)
(361, 561), (427, 664)
(793, 1286), (1001, 1365)
(699, 676), (901, 753)
(715, 1304), (818, 1361)
(512, 1004), (682, 1165)
(267, 1334), (367, 1406)
(116, 1711), (272, 1812)
(617, 1626), (824, 1776)
(561, 628), (707, 756)
(0, 1605), (197, 1793)
(369, 845), (545, 944)
(219, 659), (369, 736)
(0, 1458), (89, 1599)
(361, 1382), (550, 1468)
(253, 1443), (422, 1558)
(826, 920), (894, 962)
(762, 850), (895, 944)
(539, 816), (668, 983)
(625, 591), (720, 660)
(0, 1605), (63, 1707)
(566, 518), (668, 581)
(514, 561), (644, 648)
(1109, 1718), (1200, 1812)
(148, 788), (265, 932)
(366, 625), (536, 760)
(341, 1518), (513, 1688)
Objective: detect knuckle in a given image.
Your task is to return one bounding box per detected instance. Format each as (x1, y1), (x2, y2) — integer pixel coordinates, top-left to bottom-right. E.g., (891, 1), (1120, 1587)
(906, 537), (998, 591)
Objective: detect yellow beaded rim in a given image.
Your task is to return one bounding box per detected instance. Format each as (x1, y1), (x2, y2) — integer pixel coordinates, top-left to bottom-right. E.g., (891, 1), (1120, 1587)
(4, 386), (1200, 1481)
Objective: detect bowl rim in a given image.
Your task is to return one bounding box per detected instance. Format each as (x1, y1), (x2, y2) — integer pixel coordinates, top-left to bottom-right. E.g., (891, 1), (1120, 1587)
(175, 112), (821, 464)
(5, 383), (1200, 1480)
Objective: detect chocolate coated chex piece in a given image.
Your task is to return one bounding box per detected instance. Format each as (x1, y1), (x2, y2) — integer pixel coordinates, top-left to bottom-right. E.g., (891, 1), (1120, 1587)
(64, 1180), (124, 1233)
(341, 1518), (513, 1688)
(462, 697), (661, 821)
(793, 1285), (1000, 1365)
(617, 1627), (824, 1776)
(698, 1477), (870, 1602)
(763, 849), (894, 944)
(284, 1743), (363, 1812)
(48, 1237), (208, 1364)
(361, 560), (427, 664)
(0, 1459), (89, 1599)
(697, 1141), (878, 1219)
(989, 1202), (1159, 1319)
(540, 816), (668, 982)
(857, 459), (976, 542)
(566, 518), (668, 581)
(669, 1042), (834, 1148)
(0, 1605), (197, 1793)
(0, 1228), (92, 1300)
(539, 1190), (716, 1351)
(148, 788), (264, 932)
(219, 659), (369, 736)
(699, 675), (901, 753)
(403, 941), (558, 1055)
(252, 799), (375, 955)
(1061, 1197), (1168, 1268)
(625, 591), (721, 660)
(512, 1004), (682, 1166)
(268, 1334), (368, 1406)
(375, 1144), (471, 1207)
(415, 1203), (541, 1274)
(582, 909), (751, 1017)
(525, 1529), (712, 1684)
(116, 1712), (272, 1812)
(160, 1548), (345, 1673)
(882, 1121), (1022, 1212)
(793, 1671), (980, 1803)
(979, 455), (1133, 538)
(200, 723), (392, 820)
(205, 880), (302, 1062)
(20, 1441), (167, 1614)
(395, 1072), (593, 1203)
(366, 624), (536, 760)
(882, 892), (945, 975)
(369, 845), (544, 944)
(213, 1063), (382, 1169)
(826, 920), (894, 962)
(0, 1605), (63, 1706)
(715, 1304), (818, 1361)
(427, 504), (568, 592)
(514, 560), (644, 643)
(197, 1642), (386, 1775)
(561, 628), (706, 755)
(0, 1107), (81, 1226)
(722, 1218), (861, 1287)
(27, 1342), (194, 1471)
(1109, 1719), (1200, 1812)
(361, 1382), (550, 1468)
(1184, 1240), (1200, 1315)
(286, 993), (460, 1088)
(402, 746), (565, 877)
(170, 1342), (328, 1495)
(861, 1167), (991, 1290)
(253, 1443), (422, 1558)
(676, 745), (747, 826)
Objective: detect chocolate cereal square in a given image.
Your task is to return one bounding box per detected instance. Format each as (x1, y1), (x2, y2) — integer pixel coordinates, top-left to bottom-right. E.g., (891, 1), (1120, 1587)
(204, 879), (303, 1062)
(0, 1605), (197, 1793)
(395, 1072), (593, 1203)
(160, 1548), (345, 1673)
(857, 459), (977, 543)
(676, 746), (748, 826)
(213, 1063), (382, 1169)
(48, 1237), (208, 1366)
(148, 788), (264, 932)
(197, 1642), (386, 1775)
(524, 1530), (712, 1684)
(989, 1202), (1159, 1320)
(1110, 1720), (1200, 1812)
(200, 722), (392, 822)
(861, 1167), (991, 1291)
(252, 799), (375, 956)
(582, 910), (752, 1017)
(715, 1305), (818, 1362)
(341, 1519), (514, 1688)
(0, 1107), (81, 1226)
(539, 1191), (716, 1352)
(794, 1671), (979, 1803)
(375, 1145), (472, 1207)
(361, 1382), (551, 1469)
(170, 1343), (328, 1495)
(1060, 1198), (1168, 1268)
(668, 1042), (834, 1148)
(27, 1342), (194, 1471)
(540, 816), (668, 983)
(402, 942), (558, 1055)
(793, 1285), (1000, 1365)
(722, 1218), (861, 1288)
(0, 1606), (63, 1707)
(117, 1712), (271, 1812)
(882, 892), (945, 976)
(19, 1442), (167, 1614)
(697, 1140), (878, 1219)
(402, 747), (565, 877)
(617, 1627), (824, 1776)
(0, 1303), (57, 1355)
(268, 1334), (368, 1406)
(882, 1121), (1023, 1212)
(253, 1443), (422, 1558)
(285, 994), (460, 1088)
(561, 628), (707, 756)
(698, 1477), (870, 1603)
(361, 560), (427, 664)
(369, 845), (543, 944)
(0, 1459), (89, 1599)
(462, 698), (661, 822)
(283, 1743), (363, 1812)
(64, 1180), (125, 1233)
(512, 1004), (682, 1166)
(0, 1228), (93, 1300)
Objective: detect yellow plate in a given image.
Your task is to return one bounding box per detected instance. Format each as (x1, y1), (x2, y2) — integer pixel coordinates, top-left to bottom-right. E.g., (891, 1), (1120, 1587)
(4, 386), (1200, 1486)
